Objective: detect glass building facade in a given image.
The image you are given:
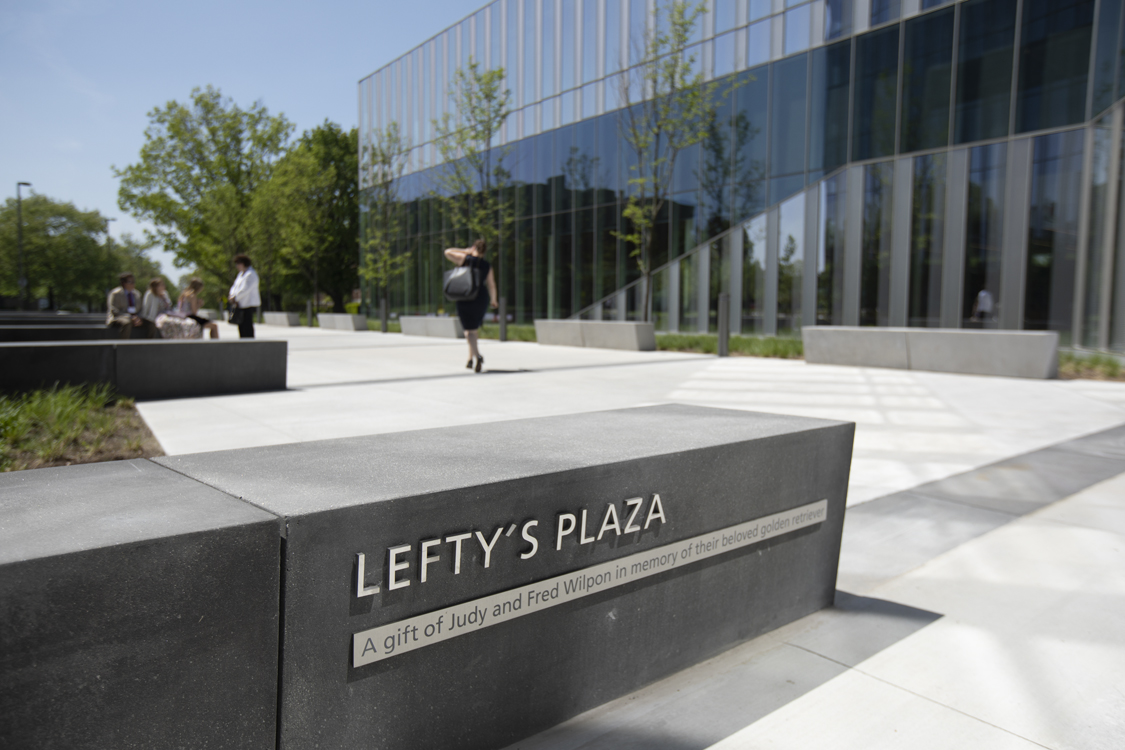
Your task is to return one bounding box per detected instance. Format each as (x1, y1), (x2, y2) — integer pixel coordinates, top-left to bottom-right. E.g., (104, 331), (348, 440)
(359, 0), (1125, 352)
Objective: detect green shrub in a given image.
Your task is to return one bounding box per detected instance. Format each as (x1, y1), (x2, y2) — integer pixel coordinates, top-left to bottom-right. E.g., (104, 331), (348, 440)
(656, 333), (803, 358)
(345, 302), (360, 315)
(479, 324), (538, 341)
(1059, 351), (1124, 380)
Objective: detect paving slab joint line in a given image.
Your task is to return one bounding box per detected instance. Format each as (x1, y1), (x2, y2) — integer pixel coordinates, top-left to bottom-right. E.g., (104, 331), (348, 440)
(140, 457), (287, 533)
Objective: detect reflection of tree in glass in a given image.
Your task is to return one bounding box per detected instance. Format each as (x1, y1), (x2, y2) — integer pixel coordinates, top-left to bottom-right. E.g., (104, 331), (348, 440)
(731, 110), (766, 222)
(697, 96), (758, 241)
(778, 234), (799, 331)
(563, 146), (602, 201)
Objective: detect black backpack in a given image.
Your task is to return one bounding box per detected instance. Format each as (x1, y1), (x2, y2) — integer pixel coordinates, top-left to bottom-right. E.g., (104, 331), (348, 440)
(442, 263), (480, 302)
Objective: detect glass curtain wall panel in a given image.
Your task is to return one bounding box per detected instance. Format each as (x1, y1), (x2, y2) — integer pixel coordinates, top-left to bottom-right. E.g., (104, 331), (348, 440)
(778, 193), (805, 335)
(771, 54), (809, 203)
(577, 207), (596, 311)
(909, 153), (946, 327)
(853, 26), (900, 161)
(810, 41), (851, 181)
(574, 118), (598, 208)
(964, 143), (1007, 328)
(556, 212), (575, 317)
(1016, 0), (1095, 133)
(1024, 129), (1083, 337)
(680, 251), (702, 332)
(562, 0), (576, 92)
(1091, 0), (1122, 115)
(714, 31), (737, 79)
(597, 205), (618, 306)
(524, 0), (537, 106)
(955, 0), (1017, 144)
(652, 264), (671, 329)
(743, 215), (768, 333)
(871, 0), (900, 26)
(492, 2), (504, 70)
(708, 236), (731, 333)
(596, 112), (620, 201)
(671, 193), (697, 263)
(749, 0), (771, 22)
(1115, 133), (1125, 351)
(606, 0), (622, 75)
(748, 19), (770, 67)
(818, 172), (847, 324)
(583, 0), (598, 83)
(901, 8), (954, 153)
(535, 215), (551, 318)
(825, 0), (852, 41)
(714, 0), (736, 34)
(542, 0), (556, 99)
(1083, 118), (1112, 347)
(629, 0), (646, 67)
(555, 125), (575, 212)
(784, 5), (811, 56)
(860, 162), (894, 326)
(508, 0), (520, 102)
(733, 66), (769, 222)
(700, 92), (734, 241)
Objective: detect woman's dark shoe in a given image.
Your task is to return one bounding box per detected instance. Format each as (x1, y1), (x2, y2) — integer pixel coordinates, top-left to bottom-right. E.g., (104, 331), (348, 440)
(466, 358), (474, 369)
(475, 355), (483, 373)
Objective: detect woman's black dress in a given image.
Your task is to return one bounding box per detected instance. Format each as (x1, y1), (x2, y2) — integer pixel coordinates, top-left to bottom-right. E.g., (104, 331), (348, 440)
(455, 256), (491, 331)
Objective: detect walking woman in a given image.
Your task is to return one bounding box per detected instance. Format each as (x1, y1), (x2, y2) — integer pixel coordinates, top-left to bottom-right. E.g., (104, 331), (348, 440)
(444, 239), (498, 372)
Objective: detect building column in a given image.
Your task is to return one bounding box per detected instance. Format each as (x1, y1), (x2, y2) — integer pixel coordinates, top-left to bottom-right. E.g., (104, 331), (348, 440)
(729, 227), (744, 336)
(668, 261), (680, 332)
(1000, 137), (1033, 330)
(889, 156), (914, 327)
(803, 186), (820, 330)
(1073, 123), (1097, 347)
(697, 245), (711, 334)
(844, 165), (864, 326)
(1098, 106), (1124, 349)
(765, 208), (780, 335)
(941, 148), (970, 328)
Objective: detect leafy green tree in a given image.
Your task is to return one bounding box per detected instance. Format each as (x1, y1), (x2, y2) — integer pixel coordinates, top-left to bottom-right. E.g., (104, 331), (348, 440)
(115, 86), (293, 293)
(432, 59), (513, 252)
(360, 122), (412, 327)
(0, 193), (117, 310)
(264, 122), (360, 313)
(616, 0), (722, 321)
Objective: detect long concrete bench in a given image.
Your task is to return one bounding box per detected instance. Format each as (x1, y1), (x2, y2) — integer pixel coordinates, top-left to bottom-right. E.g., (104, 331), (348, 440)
(0, 325), (115, 342)
(802, 326), (1059, 379)
(534, 319), (657, 351)
(400, 315), (464, 338)
(1, 406), (853, 750)
(317, 313), (368, 331)
(0, 313), (106, 326)
(263, 311), (301, 326)
(0, 339), (288, 399)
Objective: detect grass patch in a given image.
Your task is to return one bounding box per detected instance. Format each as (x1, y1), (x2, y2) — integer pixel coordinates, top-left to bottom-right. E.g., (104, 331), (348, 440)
(1059, 351), (1124, 381)
(479, 324), (538, 341)
(656, 333), (803, 358)
(0, 384), (164, 472)
(365, 319), (403, 333)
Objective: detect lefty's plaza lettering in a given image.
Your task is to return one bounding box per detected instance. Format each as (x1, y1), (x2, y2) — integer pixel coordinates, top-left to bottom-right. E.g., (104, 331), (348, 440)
(352, 499), (828, 667)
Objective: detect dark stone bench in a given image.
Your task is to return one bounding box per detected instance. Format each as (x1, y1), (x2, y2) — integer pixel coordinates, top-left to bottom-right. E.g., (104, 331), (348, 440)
(0, 339), (287, 399)
(158, 404), (853, 750)
(0, 459), (282, 749)
(0, 312), (106, 326)
(0, 325), (115, 342)
(0, 406), (852, 749)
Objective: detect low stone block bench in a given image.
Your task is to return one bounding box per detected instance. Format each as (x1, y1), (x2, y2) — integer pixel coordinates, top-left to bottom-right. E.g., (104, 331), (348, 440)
(400, 315), (464, 338)
(0, 313), (106, 326)
(157, 404), (852, 749)
(0, 324), (115, 342)
(317, 313), (368, 331)
(0, 339), (288, 399)
(263, 311), (301, 326)
(0, 459), (282, 748)
(534, 319), (656, 351)
(802, 326), (1059, 379)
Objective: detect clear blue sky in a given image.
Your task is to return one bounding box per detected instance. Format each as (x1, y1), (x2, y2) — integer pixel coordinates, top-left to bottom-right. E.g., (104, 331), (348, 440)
(0, 0), (484, 275)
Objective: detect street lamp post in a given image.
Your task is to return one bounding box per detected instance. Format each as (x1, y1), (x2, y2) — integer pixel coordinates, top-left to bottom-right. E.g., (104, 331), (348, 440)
(16, 182), (30, 310)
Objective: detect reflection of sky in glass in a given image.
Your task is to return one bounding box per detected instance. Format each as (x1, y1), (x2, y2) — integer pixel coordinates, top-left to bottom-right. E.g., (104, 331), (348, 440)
(779, 193), (805, 260)
(714, 0), (736, 34)
(785, 5), (810, 56)
(749, 0), (772, 22)
(747, 20), (770, 67)
(713, 31), (736, 78)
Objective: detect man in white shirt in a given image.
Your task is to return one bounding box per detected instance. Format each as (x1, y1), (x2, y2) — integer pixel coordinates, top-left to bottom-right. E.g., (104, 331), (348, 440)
(228, 254), (261, 339)
(972, 288), (995, 323)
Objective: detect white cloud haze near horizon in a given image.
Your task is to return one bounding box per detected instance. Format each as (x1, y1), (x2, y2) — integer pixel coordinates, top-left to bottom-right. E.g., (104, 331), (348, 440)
(0, 0), (485, 276)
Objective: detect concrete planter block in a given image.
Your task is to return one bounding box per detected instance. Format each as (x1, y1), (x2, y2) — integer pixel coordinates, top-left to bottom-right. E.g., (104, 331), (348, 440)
(803, 327), (910, 368)
(534, 319), (586, 347)
(906, 329), (1059, 379)
(581, 321), (656, 351)
(263, 311), (301, 327)
(400, 315), (464, 338)
(0, 460), (282, 748)
(801, 326), (1059, 379)
(317, 313), (368, 331)
(0, 325), (114, 342)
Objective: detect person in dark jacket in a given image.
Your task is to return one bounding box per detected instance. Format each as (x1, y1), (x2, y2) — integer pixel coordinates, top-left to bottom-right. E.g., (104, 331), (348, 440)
(444, 239), (498, 372)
